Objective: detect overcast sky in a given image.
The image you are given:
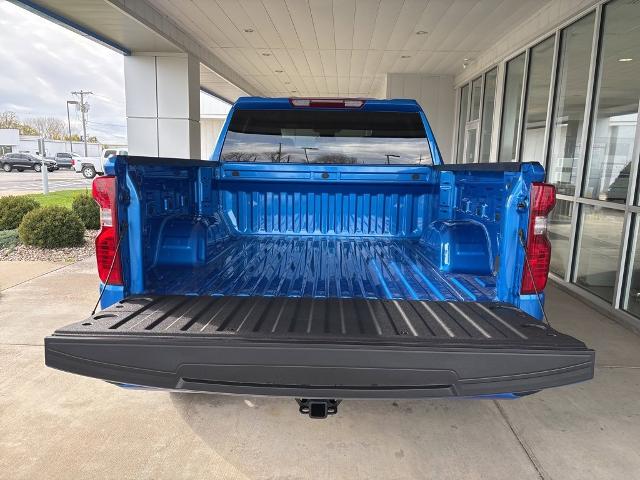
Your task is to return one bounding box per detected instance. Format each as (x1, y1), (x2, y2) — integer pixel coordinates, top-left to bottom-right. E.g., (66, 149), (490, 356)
(0, 1), (128, 142)
(0, 0), (230, 145)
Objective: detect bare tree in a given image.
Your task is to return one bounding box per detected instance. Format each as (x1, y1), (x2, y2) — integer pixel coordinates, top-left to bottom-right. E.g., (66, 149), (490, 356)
(26, 116), (67, 140)
(221, 151), (259, 162)
(0, 111), (39, 135)
(0, 111), (19, 129)
(315, 153), (357, 164)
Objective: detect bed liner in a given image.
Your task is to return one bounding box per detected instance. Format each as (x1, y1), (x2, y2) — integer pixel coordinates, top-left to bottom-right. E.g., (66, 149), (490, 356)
(146, 236), (496, 301)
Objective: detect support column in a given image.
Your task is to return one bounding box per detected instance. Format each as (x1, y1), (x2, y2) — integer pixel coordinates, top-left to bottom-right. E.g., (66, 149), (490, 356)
(124, 53), (200, 159)
(385, 74), (455, 163)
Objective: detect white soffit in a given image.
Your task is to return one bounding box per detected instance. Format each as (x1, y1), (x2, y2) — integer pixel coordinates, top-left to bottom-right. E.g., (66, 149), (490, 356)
(13, 0), (556, 100)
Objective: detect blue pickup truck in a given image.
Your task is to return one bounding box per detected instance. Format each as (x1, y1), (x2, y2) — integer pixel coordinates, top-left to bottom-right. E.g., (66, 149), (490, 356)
(45, 97), (593, 418)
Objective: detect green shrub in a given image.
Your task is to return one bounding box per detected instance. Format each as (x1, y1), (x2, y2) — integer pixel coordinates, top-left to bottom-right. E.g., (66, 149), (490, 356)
(0, 195), (40, 230)
(18, 206), (85, 248)
(72, 192), (100, 230)
(0, 229), (19, 250)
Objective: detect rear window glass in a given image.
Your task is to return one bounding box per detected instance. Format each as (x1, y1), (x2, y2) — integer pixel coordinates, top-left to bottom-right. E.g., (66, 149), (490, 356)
(220, 109), (431, 165)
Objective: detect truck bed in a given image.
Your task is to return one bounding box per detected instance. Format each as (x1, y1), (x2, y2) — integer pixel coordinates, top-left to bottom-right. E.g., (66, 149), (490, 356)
(145, 236), (496, 301)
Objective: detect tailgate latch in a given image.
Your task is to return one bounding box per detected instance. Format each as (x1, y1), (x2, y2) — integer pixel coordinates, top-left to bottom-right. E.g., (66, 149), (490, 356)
(296, 399), (341, 419)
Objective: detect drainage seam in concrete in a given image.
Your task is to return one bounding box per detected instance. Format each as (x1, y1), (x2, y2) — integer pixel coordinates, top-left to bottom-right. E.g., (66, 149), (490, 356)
(494, 400), (549, 480)
(0, 261), (82, 292)
(598, 365), (640, 369)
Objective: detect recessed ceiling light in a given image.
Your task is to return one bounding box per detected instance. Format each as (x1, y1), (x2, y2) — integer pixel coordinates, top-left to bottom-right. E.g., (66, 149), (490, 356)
(275, 69), (284, 73)
(291, 90), (298, 93)
(284, 81), (291, 85)
(262, 52), (271, 56)
(416, 30), (428, 35)
(400, 55), (411, 59)
(462, 57), (475, 69)
(619, 57), (633, 62)
(243, 28), (254, 33)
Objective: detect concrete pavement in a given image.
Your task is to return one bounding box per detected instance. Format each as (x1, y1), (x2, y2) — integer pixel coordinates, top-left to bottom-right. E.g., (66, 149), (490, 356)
(0, 258), (639, 479)
(0, 261), (66, 290)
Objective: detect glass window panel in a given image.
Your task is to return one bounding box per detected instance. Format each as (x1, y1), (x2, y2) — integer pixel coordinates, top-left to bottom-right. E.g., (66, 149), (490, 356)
(499, 53), (526, 162)
(464, 128), (478, 163)
(456, 85), (470, 163)
(575, 204), (623, 302)
(583, 0), (640, 204)
(624, 217), (640, 317)
(546, 14), (596, 195)
(470, 77), (482, 121)
(521, 37), (555, 163)
(480, 68), (498, 163)
(549, 198), (573, 277)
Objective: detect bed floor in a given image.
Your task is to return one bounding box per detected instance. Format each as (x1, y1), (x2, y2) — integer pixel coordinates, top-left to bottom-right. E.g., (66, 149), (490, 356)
(145, 235), (497, 301)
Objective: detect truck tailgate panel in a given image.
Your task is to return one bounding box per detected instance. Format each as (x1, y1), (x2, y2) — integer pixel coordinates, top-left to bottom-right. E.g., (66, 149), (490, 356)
(46, 296), (594, 398)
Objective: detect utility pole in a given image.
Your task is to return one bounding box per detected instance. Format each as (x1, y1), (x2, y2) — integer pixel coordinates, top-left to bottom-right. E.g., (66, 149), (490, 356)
(71, 90), (93, 156)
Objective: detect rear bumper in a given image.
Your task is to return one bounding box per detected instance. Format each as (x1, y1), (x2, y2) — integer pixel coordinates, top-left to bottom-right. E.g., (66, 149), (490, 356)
(45, 335), (594, 399)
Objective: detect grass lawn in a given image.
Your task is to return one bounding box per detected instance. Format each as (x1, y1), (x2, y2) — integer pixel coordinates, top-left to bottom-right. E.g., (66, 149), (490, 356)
(23, 189), (89, 209)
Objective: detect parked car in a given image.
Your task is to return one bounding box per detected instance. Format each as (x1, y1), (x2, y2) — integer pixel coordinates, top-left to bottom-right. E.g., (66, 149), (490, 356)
(1, 153), (58, 172)
(53, 152), (81, 169)
(45, 97), (594, 418)
(72, 148), (128, 179)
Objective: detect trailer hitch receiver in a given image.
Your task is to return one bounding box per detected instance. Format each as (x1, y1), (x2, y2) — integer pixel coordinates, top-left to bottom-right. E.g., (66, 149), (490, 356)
(296, 399), (341, 419)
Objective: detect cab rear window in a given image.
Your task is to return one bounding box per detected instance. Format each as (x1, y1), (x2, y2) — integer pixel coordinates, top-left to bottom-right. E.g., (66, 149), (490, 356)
(220, 109), (432, 165)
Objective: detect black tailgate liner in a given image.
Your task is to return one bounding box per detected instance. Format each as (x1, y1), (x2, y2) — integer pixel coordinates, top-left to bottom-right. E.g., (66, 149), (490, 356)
(46, 296), (594, 398)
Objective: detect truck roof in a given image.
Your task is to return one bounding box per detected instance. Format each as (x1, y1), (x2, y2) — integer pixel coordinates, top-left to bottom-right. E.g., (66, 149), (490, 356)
(233, 97), (423, 113)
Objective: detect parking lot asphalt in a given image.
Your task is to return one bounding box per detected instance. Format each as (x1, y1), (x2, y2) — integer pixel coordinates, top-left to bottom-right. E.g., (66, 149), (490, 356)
(0, 169), (92, 196)
(1, 258), (639, 479)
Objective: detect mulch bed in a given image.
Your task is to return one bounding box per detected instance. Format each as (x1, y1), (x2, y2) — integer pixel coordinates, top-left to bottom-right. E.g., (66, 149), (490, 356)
(0, 230), (99, 262)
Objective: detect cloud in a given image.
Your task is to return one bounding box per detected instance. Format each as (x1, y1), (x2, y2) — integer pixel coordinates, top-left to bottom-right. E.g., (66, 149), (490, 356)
(0, 0), (127, 142)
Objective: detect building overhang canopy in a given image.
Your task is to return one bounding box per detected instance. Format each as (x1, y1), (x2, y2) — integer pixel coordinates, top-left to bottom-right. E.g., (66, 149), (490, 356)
(13, 0), (584, 102)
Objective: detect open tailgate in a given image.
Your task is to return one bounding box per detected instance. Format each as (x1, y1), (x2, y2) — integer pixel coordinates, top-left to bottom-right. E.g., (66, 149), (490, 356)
(46, 295), (594, 398)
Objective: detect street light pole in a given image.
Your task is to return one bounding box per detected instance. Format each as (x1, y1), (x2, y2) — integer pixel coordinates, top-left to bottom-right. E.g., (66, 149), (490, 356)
(71, 90), (93, 156)
(38, 137), (48, 195)
(66, 100), (78, 153)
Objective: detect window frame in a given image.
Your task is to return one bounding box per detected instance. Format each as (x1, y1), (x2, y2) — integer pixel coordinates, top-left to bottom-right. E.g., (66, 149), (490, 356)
(518, 34), (558, 166)
(479, 67), (499, 163)
(454, 70), (498, 164)
(497, 51), (528, 162)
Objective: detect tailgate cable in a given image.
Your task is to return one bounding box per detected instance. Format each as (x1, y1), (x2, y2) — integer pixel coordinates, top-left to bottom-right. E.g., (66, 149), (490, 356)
(91, 225), (126, 316)
(518, 228), (556, 335)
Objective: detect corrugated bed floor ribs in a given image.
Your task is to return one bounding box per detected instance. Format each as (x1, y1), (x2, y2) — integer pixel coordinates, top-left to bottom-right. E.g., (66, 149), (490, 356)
(146, 236), (496, 301)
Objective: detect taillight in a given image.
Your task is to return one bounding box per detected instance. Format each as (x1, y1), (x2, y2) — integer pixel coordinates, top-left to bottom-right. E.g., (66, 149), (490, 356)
(71, 159), (75, 166)
(521, 182), (556, 294)
(289, 98), (365, 108)
(92, 176), (123, 285)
